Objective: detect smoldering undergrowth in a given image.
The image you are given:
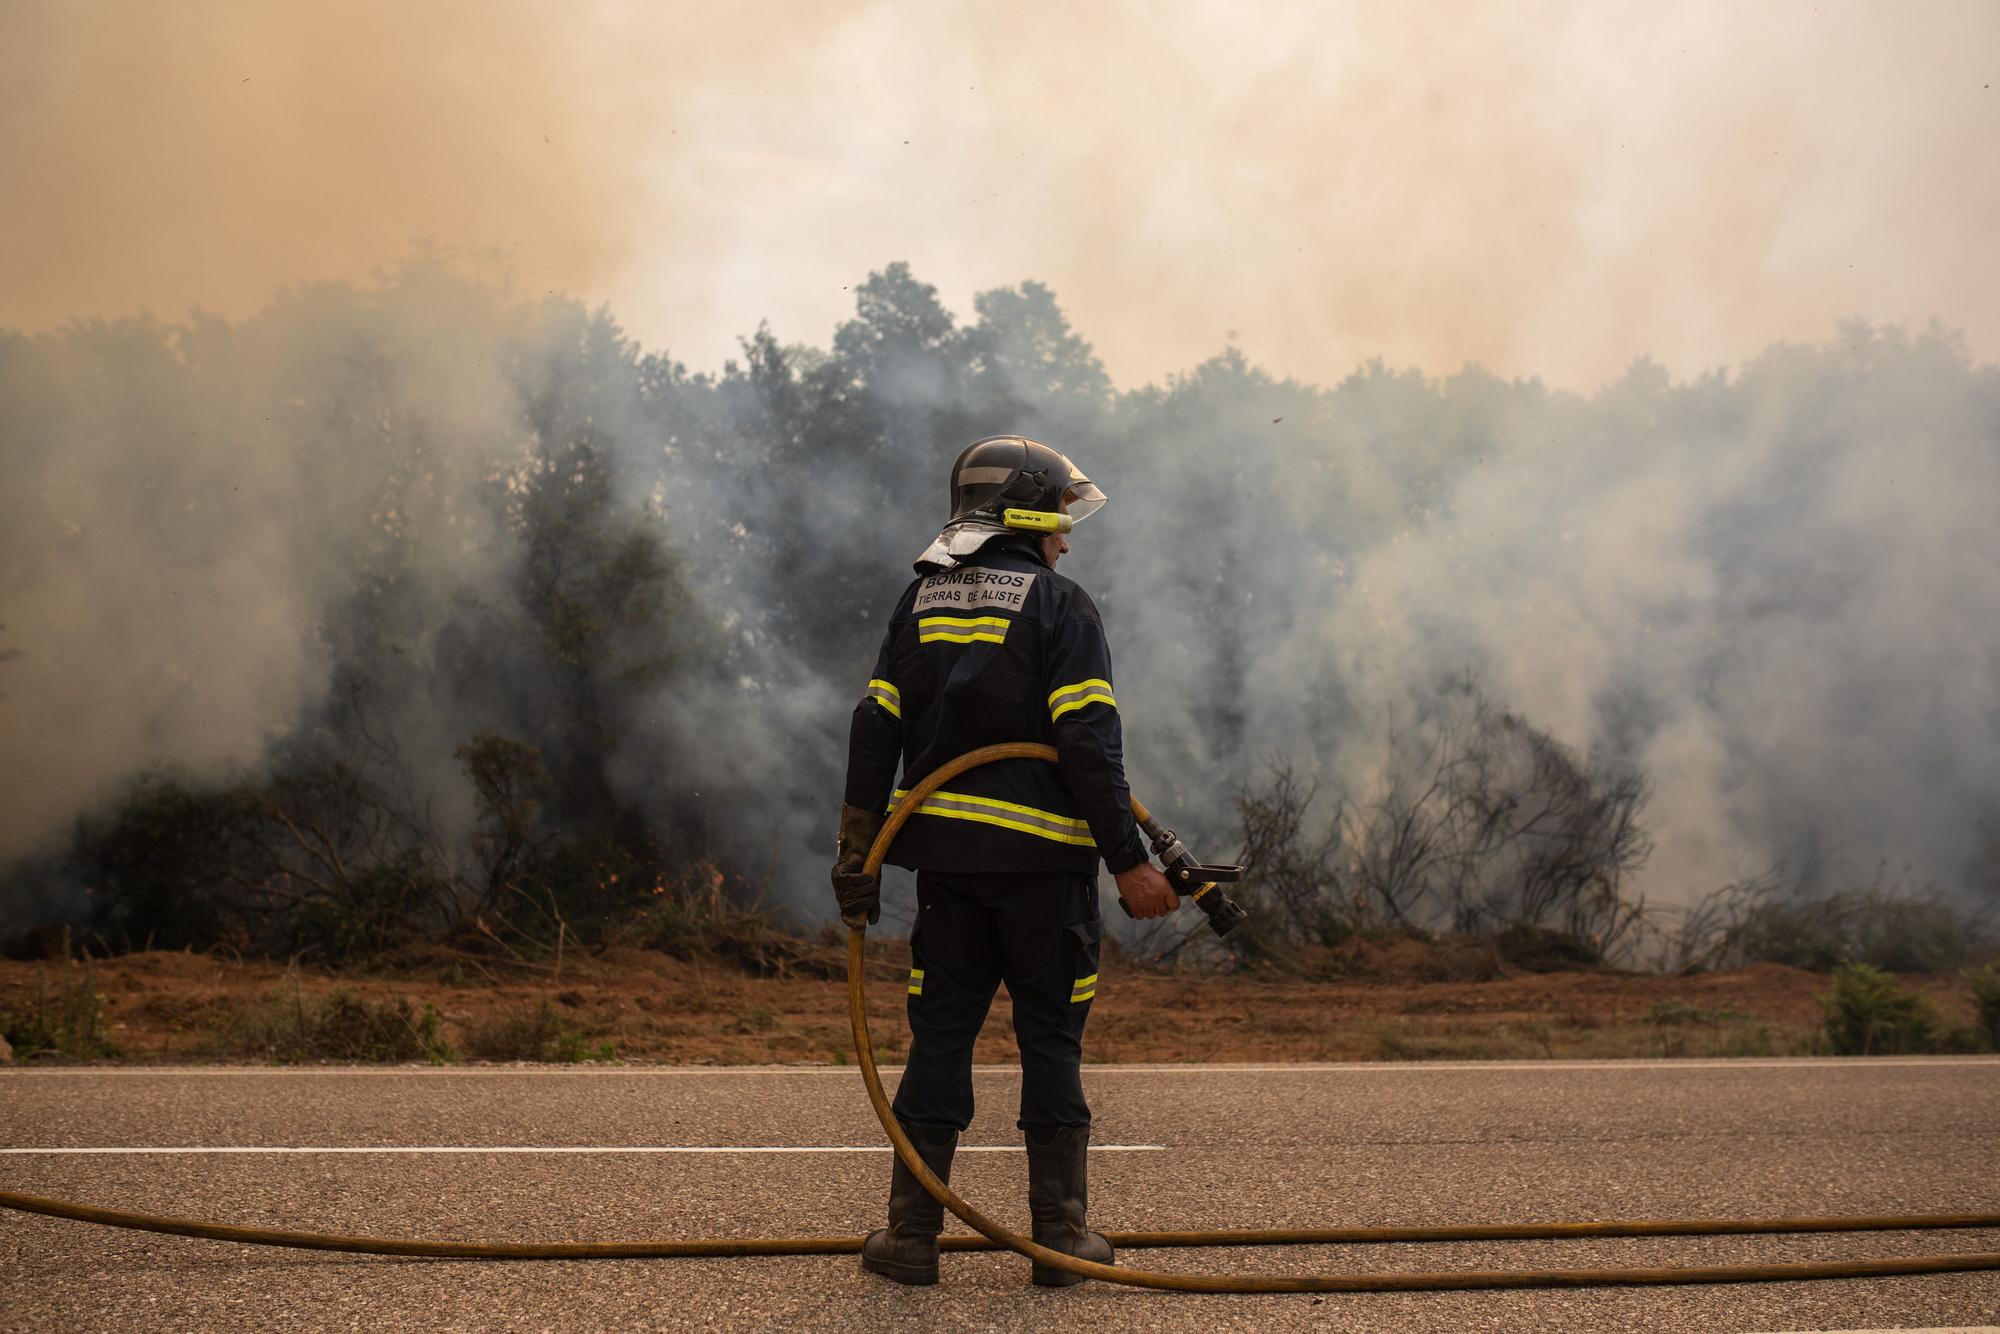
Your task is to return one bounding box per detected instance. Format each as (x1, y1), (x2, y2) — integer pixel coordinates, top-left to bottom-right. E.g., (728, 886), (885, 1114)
(3, 256), (1997, 970)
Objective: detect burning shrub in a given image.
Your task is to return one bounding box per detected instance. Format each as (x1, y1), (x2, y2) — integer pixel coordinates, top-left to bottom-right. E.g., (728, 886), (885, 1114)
(1672, 866), (1990, 975)
(74, 773), (267, 953)
(1227, 680), (1651, 967)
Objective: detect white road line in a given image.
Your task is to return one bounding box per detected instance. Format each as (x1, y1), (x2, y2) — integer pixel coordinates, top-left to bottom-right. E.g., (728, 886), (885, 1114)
(0, 1144), (1166, 1156)
(6, 1057), (1995, 1076)
(1101, 1059), (2000, 1073)
(1086, 1057), (2000, 1073)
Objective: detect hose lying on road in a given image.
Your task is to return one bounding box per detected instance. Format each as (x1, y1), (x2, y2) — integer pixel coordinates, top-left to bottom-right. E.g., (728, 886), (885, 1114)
(3, 1184), (1999, 1282)
(4, 741), (1999, 1291)
(846, 743), (2000, 1293)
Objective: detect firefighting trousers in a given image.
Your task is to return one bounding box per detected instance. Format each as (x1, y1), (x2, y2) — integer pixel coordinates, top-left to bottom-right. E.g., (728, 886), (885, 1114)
(889, 868), (1104, 1131)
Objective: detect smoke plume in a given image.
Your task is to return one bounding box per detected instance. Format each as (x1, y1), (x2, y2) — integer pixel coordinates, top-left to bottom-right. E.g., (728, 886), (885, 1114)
(4, 1), (1997, 935)
(9, 261), (1995, 936)
(6, 3), (1996, 390)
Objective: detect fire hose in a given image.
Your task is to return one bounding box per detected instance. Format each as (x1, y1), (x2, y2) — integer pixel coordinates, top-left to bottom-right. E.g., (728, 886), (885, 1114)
(4, 741), (1999, 1292)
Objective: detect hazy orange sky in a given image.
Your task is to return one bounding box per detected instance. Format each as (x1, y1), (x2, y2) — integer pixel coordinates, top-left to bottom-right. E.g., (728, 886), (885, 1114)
(4, 0), (1995, 390)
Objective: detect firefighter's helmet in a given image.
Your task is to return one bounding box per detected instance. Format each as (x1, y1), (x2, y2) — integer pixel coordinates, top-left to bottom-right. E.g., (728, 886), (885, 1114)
(914, 436), (1107, 572)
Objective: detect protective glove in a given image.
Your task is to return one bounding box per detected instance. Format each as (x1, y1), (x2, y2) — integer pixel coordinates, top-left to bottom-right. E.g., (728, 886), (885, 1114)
(832, 802), (888, 928)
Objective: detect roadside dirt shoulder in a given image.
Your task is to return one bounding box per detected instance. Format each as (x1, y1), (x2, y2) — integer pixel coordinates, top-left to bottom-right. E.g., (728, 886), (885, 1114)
(6, 947), (1980, 1065)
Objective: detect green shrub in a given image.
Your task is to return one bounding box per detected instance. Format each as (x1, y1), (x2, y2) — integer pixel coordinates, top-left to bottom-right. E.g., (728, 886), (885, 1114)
(1647, 1000), (1749, 1027)
(214, 984), (453, 1063)
(462, 999), (616, 1063)
(462, 1000), (562, 1060)
(729, 1006), (778, 1034)
(548, 1029), (619, 1064)
(1963, 964), (2000, 1052)
(1820, 964), (1944, 1055)
(1647, 1000), (1700, 1027)
(0, 962), (121, 1060)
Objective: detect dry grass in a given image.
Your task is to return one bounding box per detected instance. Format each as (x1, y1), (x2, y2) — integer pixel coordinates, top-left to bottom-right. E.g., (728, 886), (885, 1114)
(3, 946), (1988, 1066)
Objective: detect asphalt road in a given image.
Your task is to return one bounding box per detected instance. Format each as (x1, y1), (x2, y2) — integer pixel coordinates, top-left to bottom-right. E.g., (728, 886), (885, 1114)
(3, 1058), (1998, 1332)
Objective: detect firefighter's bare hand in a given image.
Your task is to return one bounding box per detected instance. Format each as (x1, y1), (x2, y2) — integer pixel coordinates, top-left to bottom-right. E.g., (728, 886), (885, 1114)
(1113, 861), (1179, 919)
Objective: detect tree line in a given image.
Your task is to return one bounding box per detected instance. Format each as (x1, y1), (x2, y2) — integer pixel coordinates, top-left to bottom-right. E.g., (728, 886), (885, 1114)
(3, 254), (1994, 971)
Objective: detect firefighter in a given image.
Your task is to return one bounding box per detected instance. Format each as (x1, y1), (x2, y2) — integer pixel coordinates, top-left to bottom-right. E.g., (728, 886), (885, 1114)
(831, 435), (1178, 1287)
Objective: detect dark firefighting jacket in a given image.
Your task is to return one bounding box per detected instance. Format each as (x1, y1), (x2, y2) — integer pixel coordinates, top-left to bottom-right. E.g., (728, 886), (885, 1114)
(843, 538), (1149, 876)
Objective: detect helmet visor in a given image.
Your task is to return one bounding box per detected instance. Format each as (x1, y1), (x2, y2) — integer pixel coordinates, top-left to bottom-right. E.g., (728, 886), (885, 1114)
(1065, 478), (1106, 524)
(1052, 446), (1107, 523)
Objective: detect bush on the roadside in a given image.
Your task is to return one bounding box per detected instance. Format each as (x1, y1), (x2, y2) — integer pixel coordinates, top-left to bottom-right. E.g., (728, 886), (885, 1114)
(461, 999), (616, 1063)
(1647, 999), (1747, 1027)
(1820, 963), (1946, 1055)
(75, 774), (267, 953)
(1675, 867), (1986, 974)
(1963, 964), (2000, 1052)
(211, 984), (453, 1063)
(0, 962), (120, 1060)
(1222, 688), (1652, 972)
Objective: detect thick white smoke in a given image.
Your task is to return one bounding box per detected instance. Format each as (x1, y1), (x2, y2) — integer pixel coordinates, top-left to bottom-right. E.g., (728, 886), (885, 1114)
(2, 263), (1995, 933)
(1091, 330), (2000, 908)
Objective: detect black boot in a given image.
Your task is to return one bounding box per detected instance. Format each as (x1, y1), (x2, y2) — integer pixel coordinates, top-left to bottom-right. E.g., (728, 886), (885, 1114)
(860, 1120), (959, 1286)
(1024, 1123), (1115, 1287)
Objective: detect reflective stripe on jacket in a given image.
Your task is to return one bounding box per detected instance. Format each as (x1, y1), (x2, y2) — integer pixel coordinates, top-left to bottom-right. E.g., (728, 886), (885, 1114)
(842, 540), (1148, 875)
